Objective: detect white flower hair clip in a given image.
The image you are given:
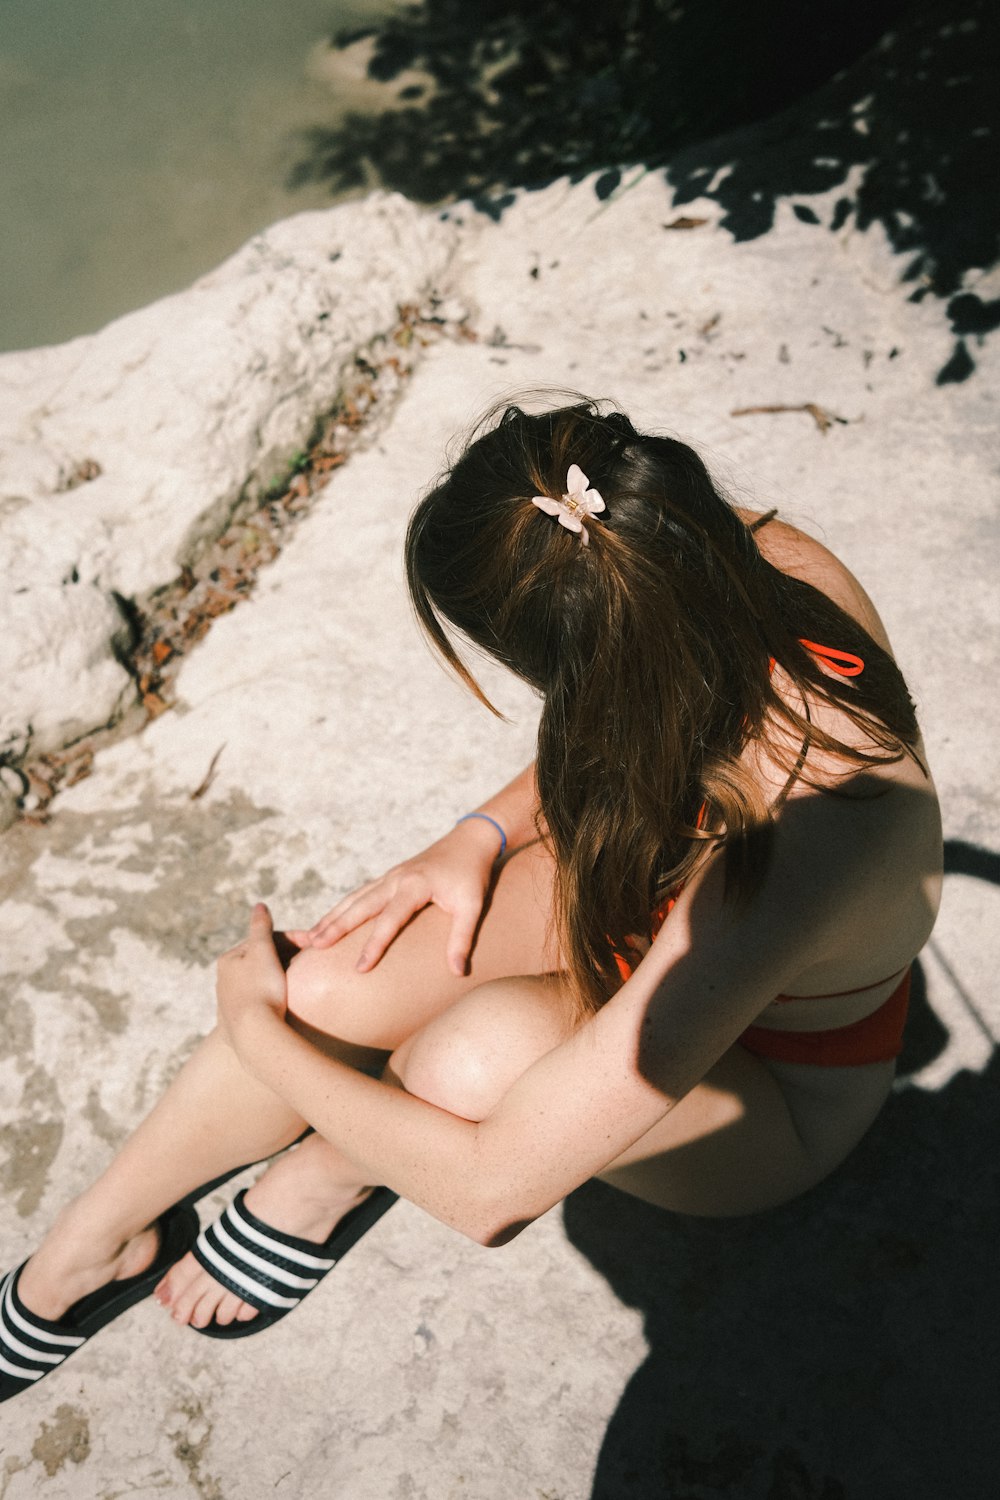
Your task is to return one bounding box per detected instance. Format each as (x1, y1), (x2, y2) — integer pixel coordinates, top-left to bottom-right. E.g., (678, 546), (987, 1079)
(531, 464), (606, 546)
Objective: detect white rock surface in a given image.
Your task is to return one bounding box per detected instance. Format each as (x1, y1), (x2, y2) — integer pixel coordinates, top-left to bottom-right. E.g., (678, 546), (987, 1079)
(0, 166), (997, 1499)
(0, 582), (134, 763)
(0, 193), (456, 760)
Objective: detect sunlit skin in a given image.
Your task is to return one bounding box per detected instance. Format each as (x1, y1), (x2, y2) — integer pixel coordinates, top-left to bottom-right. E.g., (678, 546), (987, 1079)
(13, 510), (941, 1337)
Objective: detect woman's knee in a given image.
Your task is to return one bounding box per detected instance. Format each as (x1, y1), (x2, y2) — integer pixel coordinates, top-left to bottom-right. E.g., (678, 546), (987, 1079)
(283, 943), (394, 1067)
(285, 944), (354, 1027)
(388, 975), (573, 1121)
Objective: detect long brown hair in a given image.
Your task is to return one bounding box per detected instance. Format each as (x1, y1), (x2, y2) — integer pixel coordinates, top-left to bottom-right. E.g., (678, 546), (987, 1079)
(406, 397), (920, 1013)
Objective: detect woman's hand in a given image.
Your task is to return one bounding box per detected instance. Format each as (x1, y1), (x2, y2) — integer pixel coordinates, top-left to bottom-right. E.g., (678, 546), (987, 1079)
(216, 903), (288, 1050)
(285, 818), (505, 977)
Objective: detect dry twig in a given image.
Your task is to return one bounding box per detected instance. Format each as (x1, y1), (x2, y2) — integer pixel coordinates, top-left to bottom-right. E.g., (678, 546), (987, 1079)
(730, 402), (848, 434)
(190, 745), (226, 801)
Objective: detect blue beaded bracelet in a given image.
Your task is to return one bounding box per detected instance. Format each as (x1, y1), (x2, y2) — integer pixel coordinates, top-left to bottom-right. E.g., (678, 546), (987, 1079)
(455, 812), (507, 858)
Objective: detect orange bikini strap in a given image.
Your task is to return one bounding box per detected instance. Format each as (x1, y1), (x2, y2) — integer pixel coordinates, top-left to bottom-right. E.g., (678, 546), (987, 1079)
(798, 639), (865, 676)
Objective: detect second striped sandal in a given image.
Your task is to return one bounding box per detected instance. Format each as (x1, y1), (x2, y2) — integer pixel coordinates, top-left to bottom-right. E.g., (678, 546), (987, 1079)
(189, 1186), (398, 1340)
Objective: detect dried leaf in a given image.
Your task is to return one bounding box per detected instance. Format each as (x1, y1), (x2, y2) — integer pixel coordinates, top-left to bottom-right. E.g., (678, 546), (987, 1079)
(66, 753), (94, 787)
(152, 640), (173, 665)
(40, 743), (92, 768)
(311, 453), (346, 474)
(26, 769), (56, 799)
(199, 590), (234, 619)
(58, 457), (103, 491)
(663, 216), (709, 230)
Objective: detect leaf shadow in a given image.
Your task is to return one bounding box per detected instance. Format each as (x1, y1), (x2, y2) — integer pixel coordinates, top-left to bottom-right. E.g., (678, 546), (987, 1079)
(290, 0), (999, 382)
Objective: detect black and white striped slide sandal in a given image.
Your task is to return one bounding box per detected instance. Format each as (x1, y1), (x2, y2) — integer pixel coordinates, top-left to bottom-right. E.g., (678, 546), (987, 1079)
(0, 1202), (199, 1405)
(190, 1185), (398, 1339)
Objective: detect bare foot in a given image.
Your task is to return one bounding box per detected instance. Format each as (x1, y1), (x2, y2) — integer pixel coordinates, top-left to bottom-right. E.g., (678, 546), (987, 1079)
(155, 1141), (372, 1330)
(16, 1207), (162, 1324)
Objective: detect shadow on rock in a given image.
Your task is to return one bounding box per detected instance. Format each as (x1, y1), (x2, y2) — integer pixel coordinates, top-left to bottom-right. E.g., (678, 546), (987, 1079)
(566, 1045), (998, 1490)
(666, 0), (1000, 386)
(561, 843), (1000, 1497)
(565, 1053), (999, 1497)
(294, 0), (909, 202)
(291, 0), (998, 383)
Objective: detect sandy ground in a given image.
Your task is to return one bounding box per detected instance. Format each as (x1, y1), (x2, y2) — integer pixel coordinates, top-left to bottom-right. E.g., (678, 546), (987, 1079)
(1, 161), (998, 1497)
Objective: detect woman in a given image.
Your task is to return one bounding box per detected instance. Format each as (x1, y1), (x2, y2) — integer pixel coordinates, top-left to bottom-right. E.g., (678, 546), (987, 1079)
(1, 398), (942, 1400)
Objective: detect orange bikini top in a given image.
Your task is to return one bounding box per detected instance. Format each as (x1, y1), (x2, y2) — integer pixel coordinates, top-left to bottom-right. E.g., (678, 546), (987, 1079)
(775, 639), (865, 678)
(795, 640), (865, 676)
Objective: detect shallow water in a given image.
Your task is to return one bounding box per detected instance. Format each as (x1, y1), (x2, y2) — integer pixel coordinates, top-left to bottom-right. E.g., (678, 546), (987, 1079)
(0, 0), (394, 352)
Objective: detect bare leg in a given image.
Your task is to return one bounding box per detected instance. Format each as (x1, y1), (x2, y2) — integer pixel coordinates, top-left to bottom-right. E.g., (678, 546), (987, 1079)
(17, 840), (559, 1323)
(17, 1030), (309, 1319)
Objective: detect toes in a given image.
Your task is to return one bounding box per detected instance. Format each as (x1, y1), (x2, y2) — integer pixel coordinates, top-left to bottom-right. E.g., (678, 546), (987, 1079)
(155, 1251), (200, 1311)
(203, 1292), (248, 1329)
(169, 1277), (207, 1327)
(154, 1248), (261, 1331)
(188, 1289), (224, 1329)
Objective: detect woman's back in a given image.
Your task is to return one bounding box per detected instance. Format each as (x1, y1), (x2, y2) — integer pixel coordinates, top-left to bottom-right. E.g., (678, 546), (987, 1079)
(726, 511), (941, 1036)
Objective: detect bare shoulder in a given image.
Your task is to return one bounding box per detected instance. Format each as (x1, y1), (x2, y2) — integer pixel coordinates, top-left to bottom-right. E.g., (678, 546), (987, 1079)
(737, 508), (893, 655)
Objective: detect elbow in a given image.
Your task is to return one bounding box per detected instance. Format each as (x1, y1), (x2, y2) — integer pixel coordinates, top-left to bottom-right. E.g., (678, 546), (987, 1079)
(479, 1215), (535, 1248)
(446, 1120), (546, 1246)
(463, 1210), (534, 1249)
(459, 1178), (539, 1248)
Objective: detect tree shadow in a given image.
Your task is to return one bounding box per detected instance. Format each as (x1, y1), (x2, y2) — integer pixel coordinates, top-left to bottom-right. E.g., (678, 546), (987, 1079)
(665, 0), (1000, 386)
(291, 0), (998, 381)
(294, 0), (910, 204)
(561, 839), (999, 1498)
